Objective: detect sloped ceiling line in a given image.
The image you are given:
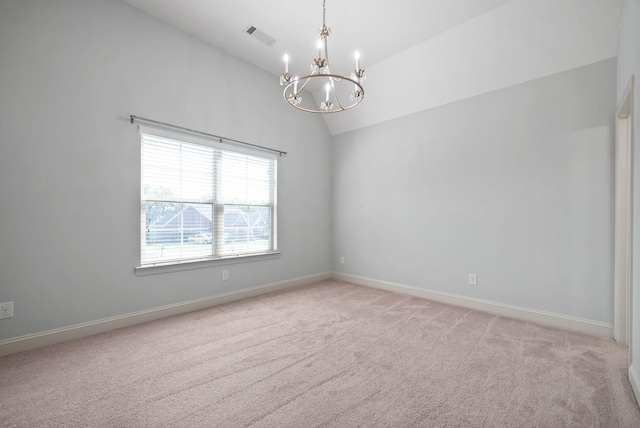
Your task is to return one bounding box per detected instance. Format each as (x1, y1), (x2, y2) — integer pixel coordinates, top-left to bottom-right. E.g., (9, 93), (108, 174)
(121, 0), (621, 136)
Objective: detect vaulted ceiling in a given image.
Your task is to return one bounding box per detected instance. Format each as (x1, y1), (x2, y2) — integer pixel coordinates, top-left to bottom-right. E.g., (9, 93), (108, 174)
(121, 0), (621, 135)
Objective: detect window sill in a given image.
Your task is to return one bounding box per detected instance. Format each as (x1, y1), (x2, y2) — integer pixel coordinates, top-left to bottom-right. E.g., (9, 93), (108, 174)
(135, 251), (281, 276)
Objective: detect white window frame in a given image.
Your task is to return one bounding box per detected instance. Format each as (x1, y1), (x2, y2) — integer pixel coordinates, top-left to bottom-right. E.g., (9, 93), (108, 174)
(135, 125), (280, 276)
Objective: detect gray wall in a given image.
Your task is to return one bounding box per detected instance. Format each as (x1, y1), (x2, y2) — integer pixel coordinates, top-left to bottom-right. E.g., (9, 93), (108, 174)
(618, 0), (640, 389)
(0, 0), (332, 340)
(332, 58), (617, 323)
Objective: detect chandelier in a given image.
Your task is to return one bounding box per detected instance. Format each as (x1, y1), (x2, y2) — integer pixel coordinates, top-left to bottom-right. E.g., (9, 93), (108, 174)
(279, 0), (366, 113)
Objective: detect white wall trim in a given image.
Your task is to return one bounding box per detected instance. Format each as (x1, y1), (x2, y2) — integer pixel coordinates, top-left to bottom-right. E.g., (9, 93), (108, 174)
(615, 75), (635, 346)
(1, 270), (615, 358)
(0, 271), (332, 357)
(332, 272), (614, 338)
(630, 364), (640, 407)
(135, 251), (282, 276)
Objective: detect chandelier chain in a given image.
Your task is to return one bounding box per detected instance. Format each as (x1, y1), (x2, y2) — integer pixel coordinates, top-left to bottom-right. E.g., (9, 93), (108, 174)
(322, 0), (326, 28)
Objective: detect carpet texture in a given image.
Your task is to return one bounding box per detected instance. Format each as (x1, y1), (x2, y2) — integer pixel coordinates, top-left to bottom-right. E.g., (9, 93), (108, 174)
(1, 280), (639, 427)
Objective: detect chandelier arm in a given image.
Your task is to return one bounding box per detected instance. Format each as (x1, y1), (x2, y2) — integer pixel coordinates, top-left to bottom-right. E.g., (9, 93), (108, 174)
(322, 33), (330, 73)
(331, 84), (346, 111)
(320, 30), (343, 82)
(295, 76), (314, 94)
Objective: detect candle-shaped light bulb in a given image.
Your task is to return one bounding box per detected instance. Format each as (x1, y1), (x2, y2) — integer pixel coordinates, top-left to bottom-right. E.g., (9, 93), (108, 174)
(283, 54), (289, 73)
(317, 40), (322, 59)
(293, 76), (298, 94)
(354, 51), (360, 71)
(325, 83), (330, 102)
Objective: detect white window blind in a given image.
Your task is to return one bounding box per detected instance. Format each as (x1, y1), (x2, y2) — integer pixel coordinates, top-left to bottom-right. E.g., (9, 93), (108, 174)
(140, 132), (277, 266)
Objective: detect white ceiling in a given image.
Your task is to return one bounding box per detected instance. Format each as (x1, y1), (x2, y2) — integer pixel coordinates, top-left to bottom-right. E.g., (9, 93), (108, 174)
(120, 0), (621, 135)
(121, 0), (512, 77)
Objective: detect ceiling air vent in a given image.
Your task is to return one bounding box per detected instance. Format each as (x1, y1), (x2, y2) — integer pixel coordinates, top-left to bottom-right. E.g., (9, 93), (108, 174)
(246, 25), (276, 47)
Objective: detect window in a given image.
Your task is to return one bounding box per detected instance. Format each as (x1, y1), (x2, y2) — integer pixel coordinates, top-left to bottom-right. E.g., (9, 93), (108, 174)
(140, 128), (277, 267)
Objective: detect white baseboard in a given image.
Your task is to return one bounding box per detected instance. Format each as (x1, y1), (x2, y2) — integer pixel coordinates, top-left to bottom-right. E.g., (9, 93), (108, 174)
(332, 272), (614, 338)
(0, 271), (614, 358)
(0, 271), (332, 357)
(630, 364), (640, 407)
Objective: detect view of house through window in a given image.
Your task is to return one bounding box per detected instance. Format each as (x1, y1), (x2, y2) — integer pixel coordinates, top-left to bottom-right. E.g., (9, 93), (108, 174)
(140, 131), (277, 265)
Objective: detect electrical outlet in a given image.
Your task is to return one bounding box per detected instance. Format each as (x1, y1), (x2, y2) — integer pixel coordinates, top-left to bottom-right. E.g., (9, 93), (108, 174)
(222, 270), (229, 281)
(0, 302), (14, 319)
(468, 274), (478, 286)
(340, 256), (345, 265)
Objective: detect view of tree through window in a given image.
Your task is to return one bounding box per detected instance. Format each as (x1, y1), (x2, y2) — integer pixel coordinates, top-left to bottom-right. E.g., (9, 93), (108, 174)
(140, 132), (277, 265)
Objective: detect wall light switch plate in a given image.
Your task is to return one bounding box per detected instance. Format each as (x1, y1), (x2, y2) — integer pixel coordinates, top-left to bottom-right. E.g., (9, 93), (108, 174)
(469, 274), (478, 286)
(222, 270), (229, 281)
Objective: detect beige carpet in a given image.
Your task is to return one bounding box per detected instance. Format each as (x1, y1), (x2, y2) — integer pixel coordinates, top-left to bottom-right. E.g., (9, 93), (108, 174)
(1, 280), (639, 427)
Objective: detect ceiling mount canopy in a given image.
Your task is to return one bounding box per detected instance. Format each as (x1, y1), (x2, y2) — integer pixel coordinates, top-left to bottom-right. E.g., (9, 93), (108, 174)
(279, 0), (366, 114)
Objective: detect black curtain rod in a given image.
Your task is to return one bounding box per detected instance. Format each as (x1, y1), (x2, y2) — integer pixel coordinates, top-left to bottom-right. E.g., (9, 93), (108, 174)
(129, 115), (287, 156)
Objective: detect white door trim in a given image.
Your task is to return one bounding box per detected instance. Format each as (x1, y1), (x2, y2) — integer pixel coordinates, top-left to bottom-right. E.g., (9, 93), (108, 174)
(614, 76), (634, 349)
